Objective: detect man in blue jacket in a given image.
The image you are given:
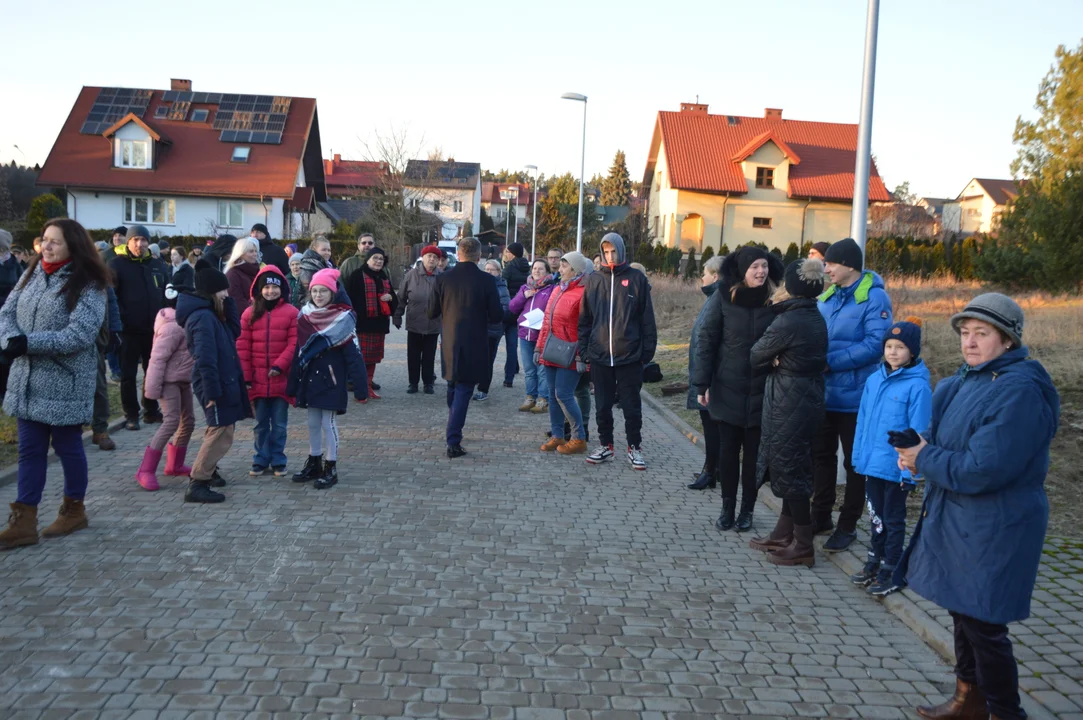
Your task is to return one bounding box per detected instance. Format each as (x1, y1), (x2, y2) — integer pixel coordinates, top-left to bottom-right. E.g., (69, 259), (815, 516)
(814, 237), (892, 552)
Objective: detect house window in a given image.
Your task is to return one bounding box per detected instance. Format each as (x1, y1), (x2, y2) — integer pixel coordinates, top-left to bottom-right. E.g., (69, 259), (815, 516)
(218, 200), (243, 228)
(755, 167), (774, 189)
(410, 198), (420, 209)
(124, 196), (175, 225)
(433, 200), (441, 212)
(453, 200), (463, 213)
(422, 231), (430, 243)
(231, 146), (250, 163)
(119, 140), (149, 169)
(753, 217), (773, 229)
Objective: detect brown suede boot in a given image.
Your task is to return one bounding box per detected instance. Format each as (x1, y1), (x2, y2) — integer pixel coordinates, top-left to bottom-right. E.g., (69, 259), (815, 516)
(0, 502), (39, 550)
(767, 523), (815, 567)
(749, 513), (794, 552)
(41, 497), (89, 539)
(916, 678), (989, 720)
(93, 432), (116, 451)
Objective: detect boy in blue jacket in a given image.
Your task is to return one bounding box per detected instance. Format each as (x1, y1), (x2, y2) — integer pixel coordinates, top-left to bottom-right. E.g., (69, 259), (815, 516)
(850, 318), (932, 596)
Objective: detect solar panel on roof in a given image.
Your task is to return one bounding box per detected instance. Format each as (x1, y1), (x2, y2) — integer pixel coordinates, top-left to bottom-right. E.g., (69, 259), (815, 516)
(80, 87), (154, 134)
(166, 101), (190, 121)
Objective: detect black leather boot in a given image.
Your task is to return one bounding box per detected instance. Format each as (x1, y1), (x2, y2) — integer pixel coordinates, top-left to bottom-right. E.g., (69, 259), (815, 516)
(735, 496), (756, 532)
(687, 466), (717, 490)
(292, 455), (322, 483)
(314, 460), (337, 490)
(714, 497), (736, 531)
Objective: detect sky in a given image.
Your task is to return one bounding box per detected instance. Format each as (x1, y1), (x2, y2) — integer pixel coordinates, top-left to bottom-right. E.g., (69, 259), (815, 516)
(1, 0), (1080, 199)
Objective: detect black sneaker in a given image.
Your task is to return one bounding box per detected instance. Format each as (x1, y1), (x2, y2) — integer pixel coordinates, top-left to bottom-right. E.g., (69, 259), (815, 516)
(185, 481), (225, 504)
(812, 517), (835, 536)
(423, 385), (435, 395)
(125, 417), (141, 431)
(850, 557), (880, 586)
(447, 445), (467, 459)
(209, 469), (227, 488)
(867, 571), (902, 597)
(249, 465), (270, 476)
(503, 381), (513, 388)
(407, 384), (419, 394)
(371, 381), (381, 391)
(822, 529), (856, 554)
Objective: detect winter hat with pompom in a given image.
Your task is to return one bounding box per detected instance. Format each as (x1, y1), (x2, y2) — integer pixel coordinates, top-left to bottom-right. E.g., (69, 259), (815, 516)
(784, 257), (826, 299)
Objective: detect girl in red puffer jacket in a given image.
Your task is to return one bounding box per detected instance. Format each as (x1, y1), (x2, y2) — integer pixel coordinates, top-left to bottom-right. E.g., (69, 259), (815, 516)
(237, 266), (298, 476)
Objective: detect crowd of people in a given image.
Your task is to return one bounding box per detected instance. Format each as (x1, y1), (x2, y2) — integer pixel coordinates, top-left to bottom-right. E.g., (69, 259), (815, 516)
(0, 218), (1062, 720)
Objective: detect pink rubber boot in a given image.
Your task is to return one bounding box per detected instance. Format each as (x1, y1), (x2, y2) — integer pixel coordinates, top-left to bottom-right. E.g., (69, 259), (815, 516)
(163, 443), (192, 477)
(136, 447), (162, 491)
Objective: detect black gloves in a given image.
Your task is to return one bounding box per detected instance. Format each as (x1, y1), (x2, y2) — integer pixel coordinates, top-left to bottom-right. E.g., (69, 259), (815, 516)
(2, 335), (27, 361)
(887, 428), (923, 449)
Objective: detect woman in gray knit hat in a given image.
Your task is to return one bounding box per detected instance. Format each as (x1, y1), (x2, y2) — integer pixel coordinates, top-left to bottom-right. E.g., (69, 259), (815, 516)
(895, 292), (1060, 720)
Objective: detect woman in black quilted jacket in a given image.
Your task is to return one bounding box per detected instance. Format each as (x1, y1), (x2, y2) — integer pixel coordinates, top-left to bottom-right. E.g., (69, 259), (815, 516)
(748, 258), (829, 567)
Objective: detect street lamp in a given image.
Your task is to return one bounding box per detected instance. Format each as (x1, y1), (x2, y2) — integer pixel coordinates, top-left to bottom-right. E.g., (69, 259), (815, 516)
(561, 92), (587, 253)
(525, 164), (539, 261)
(499, 187), (518, 249)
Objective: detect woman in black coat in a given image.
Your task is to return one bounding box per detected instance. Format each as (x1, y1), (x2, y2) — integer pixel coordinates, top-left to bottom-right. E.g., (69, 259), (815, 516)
(748, 258), (828, 567)
(692, 247), (784, 532)
(344, 247), (398, 398)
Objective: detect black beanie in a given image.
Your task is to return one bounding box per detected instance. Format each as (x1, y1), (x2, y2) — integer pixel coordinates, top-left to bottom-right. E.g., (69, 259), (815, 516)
(811, 241), (831, 257)
(824, 237), (863, 272)
(735, 246), (770, 278)
(784, 258), (827, 299)
(507, 242), (525, 258)
(250, 223), (270, 238)
(253, 270), (284, 297)
(365, 246), (387, 263)
(195, 268), (229, 296)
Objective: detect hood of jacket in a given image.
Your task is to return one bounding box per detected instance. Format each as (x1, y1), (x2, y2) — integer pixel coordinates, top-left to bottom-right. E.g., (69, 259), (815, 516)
(962, 346), (1060, 429)
(821, 269), (887, 304)
(718, 250), (784, 308)
(249, 264), (290, 303)
(114, 244), (153, 262)
(600, 232), (626, 267)
(175, 292), (214, 328)
(877, 357), (931, 384)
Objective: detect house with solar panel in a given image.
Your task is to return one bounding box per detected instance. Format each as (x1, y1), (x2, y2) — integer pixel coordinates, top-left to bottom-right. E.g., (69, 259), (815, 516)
(402, 159), (482, 242)
(37, 79), (326, 239)
(642, 103), (891, 252)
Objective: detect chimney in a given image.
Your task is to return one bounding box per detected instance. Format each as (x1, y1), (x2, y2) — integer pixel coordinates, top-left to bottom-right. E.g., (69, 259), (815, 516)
(334, 153), (341, 163)
(680, 102), (709, 116)
(171, 79), (192, 92)
(765, 108), (783, 120)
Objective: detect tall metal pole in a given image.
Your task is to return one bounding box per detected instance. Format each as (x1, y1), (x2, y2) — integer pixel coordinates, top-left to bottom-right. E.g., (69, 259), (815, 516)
(575, 100), (587, 253)
(513, 188), (519, 247)
(850, 0), (880, 253)
(530, 171), (538, 261)
(505, 195), (510, 248)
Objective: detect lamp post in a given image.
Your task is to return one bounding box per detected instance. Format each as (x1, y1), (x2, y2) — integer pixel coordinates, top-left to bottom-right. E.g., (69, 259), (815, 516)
(525, 164), (538, 261)
(850, 0), (880, 253)
(561, 92), (588, 253)
(499, 187), (518, 251)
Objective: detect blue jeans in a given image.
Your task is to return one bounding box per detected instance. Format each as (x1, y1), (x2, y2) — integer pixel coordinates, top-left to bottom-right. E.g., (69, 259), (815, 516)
(16, 420), (88, 506)
(106, 350), (120, 377)
(446, 382), (475, 446)
(253, 397), (289, 468)
(546, 366), (586, 440)
(865, 475), (911, 573)
(503, 320), (519, 384)
(519, 337), (549, 400)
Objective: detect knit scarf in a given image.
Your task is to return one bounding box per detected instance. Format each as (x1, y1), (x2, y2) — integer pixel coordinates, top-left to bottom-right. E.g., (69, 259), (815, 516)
(296, 301), (357, 371)
(363, 268), (390, 317)
(42, 257), (72, 275)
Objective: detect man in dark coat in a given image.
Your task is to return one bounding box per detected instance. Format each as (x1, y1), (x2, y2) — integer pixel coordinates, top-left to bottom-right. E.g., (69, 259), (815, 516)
(427, 238), (503, 458)
(250, 223), (290, 276)
(108, 225), (169, 429)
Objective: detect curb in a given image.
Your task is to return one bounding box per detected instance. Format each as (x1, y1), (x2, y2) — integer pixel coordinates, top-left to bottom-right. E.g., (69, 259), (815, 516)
(640, 389), (1058, 720)
(0, 417), (128, 490)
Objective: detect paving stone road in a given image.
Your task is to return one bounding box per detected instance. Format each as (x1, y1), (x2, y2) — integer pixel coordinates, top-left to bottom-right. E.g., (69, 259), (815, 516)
(0, 328), (966, 719)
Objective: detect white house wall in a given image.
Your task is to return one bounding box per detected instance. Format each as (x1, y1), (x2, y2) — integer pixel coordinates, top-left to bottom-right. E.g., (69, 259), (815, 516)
(68, 190), (287, 237)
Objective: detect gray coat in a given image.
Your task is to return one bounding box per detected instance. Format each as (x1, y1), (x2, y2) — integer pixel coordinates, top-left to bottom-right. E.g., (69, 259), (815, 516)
(395, 266), (441, 335)
(0, 264), (106, 426)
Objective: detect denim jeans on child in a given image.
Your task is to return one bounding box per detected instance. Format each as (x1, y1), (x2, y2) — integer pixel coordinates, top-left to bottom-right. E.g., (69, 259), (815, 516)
(865, 475), (911, 575)
(253, 397), (289, 468)
(519, 337), (549, 400)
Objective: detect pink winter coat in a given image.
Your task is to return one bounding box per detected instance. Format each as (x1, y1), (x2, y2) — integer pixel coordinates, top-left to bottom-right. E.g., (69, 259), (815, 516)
(237, 266), (299, 402)
(144, 307), (195, 399)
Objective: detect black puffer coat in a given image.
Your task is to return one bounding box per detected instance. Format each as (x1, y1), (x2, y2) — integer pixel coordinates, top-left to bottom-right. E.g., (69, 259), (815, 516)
(751, 297), (828, 499)
(691, 252), (784, 427)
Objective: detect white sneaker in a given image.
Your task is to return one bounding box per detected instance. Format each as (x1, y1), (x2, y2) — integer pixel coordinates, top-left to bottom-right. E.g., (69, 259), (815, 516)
(586, 444), (614, 464)
(627, 445), (646, 471)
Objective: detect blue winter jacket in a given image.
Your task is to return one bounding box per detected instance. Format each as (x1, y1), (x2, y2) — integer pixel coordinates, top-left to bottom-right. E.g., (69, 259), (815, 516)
(175, 293), (252, 427)
(853, 360), (932, 483)
(818, 271), (893, 413)
(487, 276), (511, 340)
(898, 347), (1059, 624)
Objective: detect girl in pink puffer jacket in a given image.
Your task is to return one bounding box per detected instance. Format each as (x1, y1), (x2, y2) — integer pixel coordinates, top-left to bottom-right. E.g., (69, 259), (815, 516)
(137, 283), (197, 491)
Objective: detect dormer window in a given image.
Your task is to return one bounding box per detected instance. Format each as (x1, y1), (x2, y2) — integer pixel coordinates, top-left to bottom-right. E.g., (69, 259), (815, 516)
(756, 167), (774, 189)
(118, 140), (149, 169)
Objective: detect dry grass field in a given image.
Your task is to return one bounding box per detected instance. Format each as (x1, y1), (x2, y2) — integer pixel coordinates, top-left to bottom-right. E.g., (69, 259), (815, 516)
(646, 274), (1083, 539)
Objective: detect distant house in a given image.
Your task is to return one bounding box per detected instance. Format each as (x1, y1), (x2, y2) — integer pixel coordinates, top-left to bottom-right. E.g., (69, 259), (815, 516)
(942, 178), (1022, 235)
(595, 205), (631, 227)
(402, 159), (482, 241)
(323, 154), (391, 199)
(37, 79), (325, 239)
(917, 196), (952, 219)
(481, 182), (533, 228)
(867, 203), (937, 239)
(643, 103), (890, 252)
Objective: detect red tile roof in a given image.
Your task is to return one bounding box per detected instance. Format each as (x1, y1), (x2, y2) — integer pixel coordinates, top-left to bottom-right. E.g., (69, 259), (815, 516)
(646, 108), (890, 202)
(323, 156), (390, 192)
(481, 182), (532, 205)
(38, 86), (319, 199)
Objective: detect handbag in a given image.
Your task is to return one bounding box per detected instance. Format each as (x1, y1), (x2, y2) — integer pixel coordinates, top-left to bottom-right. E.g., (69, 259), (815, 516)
(539, 290), (577, 368)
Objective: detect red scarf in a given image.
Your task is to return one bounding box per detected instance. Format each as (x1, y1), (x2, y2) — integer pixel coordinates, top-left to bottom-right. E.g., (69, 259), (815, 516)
(41, 258), (72, 275)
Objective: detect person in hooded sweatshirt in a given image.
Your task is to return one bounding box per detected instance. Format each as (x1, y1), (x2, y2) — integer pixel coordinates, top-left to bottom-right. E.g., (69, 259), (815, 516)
(577, 232), (657, 471)
(250, 222), (290, 276)
(237, 267), (298, 477)
(175, 268), (252, 503)
(138, 280), (197, 492)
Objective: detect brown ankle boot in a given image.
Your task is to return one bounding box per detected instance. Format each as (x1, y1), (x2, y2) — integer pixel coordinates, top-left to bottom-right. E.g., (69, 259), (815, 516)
(41, 497), (88, 539)
(916, 678), (989, 720)
(0, 502), (39, 550)
(767, 523), (815, 567)
(749, 514), (794, 552)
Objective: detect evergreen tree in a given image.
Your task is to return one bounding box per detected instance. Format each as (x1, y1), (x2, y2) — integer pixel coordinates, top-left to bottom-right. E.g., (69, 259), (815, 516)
(1012, 40), (1083, 192)
(699, 245), (715, 270)
(783, 242), (800, 266)
(26, 193), (66, 233)
(684, 249), (698, 280)
(600, 150), (632, 207)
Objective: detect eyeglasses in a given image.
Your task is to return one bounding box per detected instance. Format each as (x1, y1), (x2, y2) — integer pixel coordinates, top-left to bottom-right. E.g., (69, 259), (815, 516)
(360, 240), (375, 247)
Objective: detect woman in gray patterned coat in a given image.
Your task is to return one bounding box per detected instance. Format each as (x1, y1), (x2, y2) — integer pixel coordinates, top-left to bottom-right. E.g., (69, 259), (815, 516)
(0, 219), (109, 550)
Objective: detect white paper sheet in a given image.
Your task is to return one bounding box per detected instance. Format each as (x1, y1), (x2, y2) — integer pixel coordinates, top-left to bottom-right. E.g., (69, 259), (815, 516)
(520, 308), (545, 330)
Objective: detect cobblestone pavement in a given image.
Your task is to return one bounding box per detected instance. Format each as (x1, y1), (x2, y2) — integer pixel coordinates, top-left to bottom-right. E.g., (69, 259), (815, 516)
(0, 328), (967, 719)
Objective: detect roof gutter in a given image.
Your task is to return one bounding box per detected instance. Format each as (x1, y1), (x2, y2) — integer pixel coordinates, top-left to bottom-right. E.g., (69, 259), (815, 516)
(799, 198), (812, 246)
(719, 194), (729, 249)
